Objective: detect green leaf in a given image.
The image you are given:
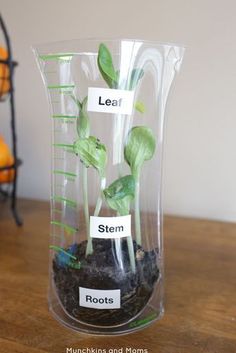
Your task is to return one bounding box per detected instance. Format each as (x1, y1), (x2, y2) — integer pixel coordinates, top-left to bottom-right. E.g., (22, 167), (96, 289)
(104, 175), (135, 201)
(106, 195), (132, 216)
(74, 136), (107, 177)
(98, 43), (118, 88)
(134, 101), (145, 113)
(124, 126), (156, 178)
(129, 68), (144, 90)
(77, 96), (90, 138)
(104, 175), (135, 216)
(68, 261), (81, 269)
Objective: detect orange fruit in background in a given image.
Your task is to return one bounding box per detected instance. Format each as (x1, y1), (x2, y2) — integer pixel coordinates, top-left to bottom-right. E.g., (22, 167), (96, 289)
(0, 136), (14, 183)
(0, 47), (10, 97)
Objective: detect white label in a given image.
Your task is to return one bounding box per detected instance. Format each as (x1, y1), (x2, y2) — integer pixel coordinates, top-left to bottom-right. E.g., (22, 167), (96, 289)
(79, 287), (121, 309)
(87, 87), (134, 115)
(90, 215), (131, 239)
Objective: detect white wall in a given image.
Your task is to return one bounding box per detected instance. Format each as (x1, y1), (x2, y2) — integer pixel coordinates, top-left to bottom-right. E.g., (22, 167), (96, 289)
(0, 0), (236, 222)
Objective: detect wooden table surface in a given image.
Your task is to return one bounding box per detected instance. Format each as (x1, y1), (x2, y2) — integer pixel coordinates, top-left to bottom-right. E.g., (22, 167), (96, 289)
(0, 199), (235, 353)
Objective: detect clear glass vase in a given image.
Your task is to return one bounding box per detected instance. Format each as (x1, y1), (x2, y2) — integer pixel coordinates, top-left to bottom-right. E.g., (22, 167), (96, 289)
(33, 39), (184, 335)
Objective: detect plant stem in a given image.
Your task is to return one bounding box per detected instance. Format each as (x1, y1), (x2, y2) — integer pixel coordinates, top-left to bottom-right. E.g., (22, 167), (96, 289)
(119, 210), (136, 274)
(94, 176), (106, 216)
(83, 165), (92, 256)
(114, 237), (124, 271)
(127, 235), (136, 273)
(134, 177), (142, 246)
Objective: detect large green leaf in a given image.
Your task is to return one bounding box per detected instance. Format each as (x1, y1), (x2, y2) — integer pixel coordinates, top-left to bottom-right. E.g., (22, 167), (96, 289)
(103, 175), (135, 215)
(124, 126), (156, 178)
(97, 43), (145, 95)
(74, 136), (107, 177)
(98, 43), (118, 88)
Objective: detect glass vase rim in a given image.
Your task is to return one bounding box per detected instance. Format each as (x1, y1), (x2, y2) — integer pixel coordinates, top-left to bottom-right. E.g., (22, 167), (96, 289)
(32, 37), (186, 53)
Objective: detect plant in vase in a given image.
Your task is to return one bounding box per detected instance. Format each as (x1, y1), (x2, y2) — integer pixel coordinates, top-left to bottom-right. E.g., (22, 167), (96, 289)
(51, 43), (159, 326)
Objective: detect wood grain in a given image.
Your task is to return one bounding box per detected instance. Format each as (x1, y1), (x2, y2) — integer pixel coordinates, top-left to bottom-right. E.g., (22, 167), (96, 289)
(0, 199), (235, 353)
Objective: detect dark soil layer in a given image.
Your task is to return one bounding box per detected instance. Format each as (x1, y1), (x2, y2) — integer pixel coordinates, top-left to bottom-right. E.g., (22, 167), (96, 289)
(52, 239), (159, 326)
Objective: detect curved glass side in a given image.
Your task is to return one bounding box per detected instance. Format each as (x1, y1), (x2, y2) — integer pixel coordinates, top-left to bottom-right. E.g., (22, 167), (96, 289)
(33, 39), (184, 335)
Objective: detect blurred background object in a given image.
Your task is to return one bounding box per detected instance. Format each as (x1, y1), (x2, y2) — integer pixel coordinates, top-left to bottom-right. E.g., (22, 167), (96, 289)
(0, 13), (22, 225)
(0, 135), (14, 183)
(0, 46), (10, 98)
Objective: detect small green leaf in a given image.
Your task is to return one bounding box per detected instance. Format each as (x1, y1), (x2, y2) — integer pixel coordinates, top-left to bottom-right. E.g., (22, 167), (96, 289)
(74, 136), (107, 177)
(124, 126), (156, 178)
(103, 175), (135, 215)
(98, 43), (118, 88)
(77, 96), (90, 138)
(129, 68), (144, 90)
(135, 101), (145, 113)
(106, 195), (132, 216)
(104, 175), (135, 201)
(68, 261), (81, 269)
